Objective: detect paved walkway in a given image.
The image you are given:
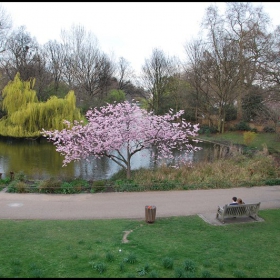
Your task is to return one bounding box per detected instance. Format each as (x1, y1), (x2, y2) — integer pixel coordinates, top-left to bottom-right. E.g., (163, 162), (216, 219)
(0, 185), (280, 225)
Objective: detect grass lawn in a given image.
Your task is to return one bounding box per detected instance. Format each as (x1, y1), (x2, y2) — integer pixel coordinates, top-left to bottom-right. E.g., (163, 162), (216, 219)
(199, 131), (280, 153)
(0, 209), (279, 278)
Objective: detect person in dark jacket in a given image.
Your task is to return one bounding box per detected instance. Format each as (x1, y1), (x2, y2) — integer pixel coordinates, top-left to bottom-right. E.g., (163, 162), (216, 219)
(229, 196), (238, 205)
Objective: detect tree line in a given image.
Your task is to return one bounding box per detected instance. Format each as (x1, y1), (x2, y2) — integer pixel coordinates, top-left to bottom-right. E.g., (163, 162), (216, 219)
(0, 2), (280, 137)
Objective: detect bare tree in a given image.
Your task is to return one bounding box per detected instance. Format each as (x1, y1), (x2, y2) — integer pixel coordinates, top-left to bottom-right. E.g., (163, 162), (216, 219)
(0, 5), (12, 54)
(3, 26), (40, 80)
(184, 39), (215, 125)
(43, 40), (67, 97)
(184, 2), (272, 132)
(261, 26), (280, 99)
(224, 2), (271, 120)
(186, 5), (241, 133)
(116, 57), (135, 92)
(0, 5), (12, 91)
(0, 25), (51, 100)
(141, 48), (179, 115)
(59, 24), (115, 106)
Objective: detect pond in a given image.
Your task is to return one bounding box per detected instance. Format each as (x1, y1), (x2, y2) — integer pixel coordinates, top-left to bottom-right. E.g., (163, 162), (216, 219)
(0, 137), (224, 181)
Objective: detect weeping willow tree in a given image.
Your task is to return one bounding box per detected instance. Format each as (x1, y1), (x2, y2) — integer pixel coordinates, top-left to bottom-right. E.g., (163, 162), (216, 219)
(0, 72), (82, 138)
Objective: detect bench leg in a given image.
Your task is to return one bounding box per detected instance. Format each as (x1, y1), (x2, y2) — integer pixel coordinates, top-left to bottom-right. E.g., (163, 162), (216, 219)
(250, 214), (258, 221)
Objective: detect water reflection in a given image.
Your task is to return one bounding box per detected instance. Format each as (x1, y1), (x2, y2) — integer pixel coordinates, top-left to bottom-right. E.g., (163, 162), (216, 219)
(0, 137), (217, 180)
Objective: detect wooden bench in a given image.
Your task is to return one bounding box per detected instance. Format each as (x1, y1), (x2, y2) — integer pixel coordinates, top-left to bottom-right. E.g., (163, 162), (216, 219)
(216, 202), (261, 223)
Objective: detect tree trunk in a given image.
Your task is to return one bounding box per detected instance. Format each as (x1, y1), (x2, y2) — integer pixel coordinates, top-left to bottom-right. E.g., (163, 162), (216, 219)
(126, 146), (131, 179)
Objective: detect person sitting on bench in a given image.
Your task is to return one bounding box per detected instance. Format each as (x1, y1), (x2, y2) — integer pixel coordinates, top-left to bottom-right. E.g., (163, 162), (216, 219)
(237, 198), (245, 204)
(218, 196), (238, 211)
(229, 196), (238, 205)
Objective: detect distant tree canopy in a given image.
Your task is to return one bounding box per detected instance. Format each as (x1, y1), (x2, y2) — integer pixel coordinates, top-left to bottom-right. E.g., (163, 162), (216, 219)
(104, 89), (126, 104)
(0, 72), (82, 138)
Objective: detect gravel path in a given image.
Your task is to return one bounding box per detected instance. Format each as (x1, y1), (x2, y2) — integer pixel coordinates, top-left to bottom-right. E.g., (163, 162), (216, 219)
(0, 186), (279, 223)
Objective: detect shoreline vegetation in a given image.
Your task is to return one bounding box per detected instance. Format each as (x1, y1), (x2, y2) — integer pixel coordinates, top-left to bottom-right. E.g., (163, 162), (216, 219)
(1, 131), (280, 194)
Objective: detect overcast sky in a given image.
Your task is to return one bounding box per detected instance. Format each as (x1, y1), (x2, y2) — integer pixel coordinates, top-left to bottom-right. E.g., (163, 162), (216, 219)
(1, 2), (280, 75)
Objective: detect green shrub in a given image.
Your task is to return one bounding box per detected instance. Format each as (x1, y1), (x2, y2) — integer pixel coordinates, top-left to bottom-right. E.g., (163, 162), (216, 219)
(201, 269), (212, 278)
(149, 180), (177, 191)
(265, 178), (280, 185)
(105, 252), (114, 262)
(6, 181), (17, 193)
(263, 126), (275, 133)
(60, 182), (76, 194)
(38, 177), (62, 193)
(14, 171), (27, 181)
(70, 178), (89, 188)
(15, 181), (29, 193)
(174, 268), (185, 278)
(137, 264), (150, 276)
(183, 259), (196, 272)
(93, 262), (106, 274)
(234, 121), (251, 131)
(0, 177), (11, 185)
(199, 125), (218, 134)
(7, 180), (28, 193)
(114, 180), (141, 192)
(162, 257), (174, 269)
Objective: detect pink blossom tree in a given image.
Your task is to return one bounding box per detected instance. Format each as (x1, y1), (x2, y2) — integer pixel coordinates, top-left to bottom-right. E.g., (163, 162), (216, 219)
(42, 101), (201, 179)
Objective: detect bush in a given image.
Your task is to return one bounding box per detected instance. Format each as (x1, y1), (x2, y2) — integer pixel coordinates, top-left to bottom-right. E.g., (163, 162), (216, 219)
(199, 125), (218, 135)
(265, 178), (280, 185)
(162, 257), (174, 269)
(38, 177), (62, 193)
(243, 131), (257, 145)
(7, 181), (28, 193)
(0, 177), (11, 185)
(70, 178), (89, 188)
(14, 171), (27, 182)
(93, 262), (106, 274)
(15, 181), (29, 193)
(113, 179), (141, 192)
(263, 126), (275, 133)
(174, 267), (185, 278)
(60, 182), (76, 194)
(105, 252), (115, 262)
(201, 269), (212, 278)
(234, 121), (251, 131)
(183, 259), (196, 272)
